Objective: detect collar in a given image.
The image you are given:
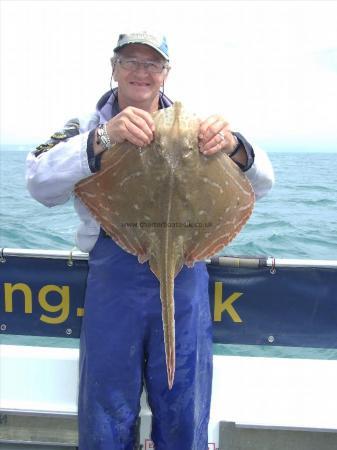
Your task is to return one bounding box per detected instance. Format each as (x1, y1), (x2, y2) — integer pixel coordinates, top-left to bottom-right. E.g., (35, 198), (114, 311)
(96, 88), (173, 122)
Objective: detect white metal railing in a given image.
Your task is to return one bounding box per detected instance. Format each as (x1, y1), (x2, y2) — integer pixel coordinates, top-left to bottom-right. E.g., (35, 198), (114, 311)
(1, 247), (337, 268)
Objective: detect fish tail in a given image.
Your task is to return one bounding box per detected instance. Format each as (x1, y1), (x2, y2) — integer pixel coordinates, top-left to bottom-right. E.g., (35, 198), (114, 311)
(160, 271), (176, 390)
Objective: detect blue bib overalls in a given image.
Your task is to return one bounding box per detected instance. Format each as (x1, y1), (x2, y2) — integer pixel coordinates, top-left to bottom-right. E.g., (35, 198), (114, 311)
(78, 229), (213, 449)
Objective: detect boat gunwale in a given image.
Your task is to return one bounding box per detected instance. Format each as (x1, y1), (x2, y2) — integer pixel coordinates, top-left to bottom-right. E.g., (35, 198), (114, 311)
(1, 247), (337, 268)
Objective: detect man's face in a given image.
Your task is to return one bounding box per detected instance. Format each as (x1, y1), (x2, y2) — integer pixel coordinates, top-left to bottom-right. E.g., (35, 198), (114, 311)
(113, 44), (169, 107)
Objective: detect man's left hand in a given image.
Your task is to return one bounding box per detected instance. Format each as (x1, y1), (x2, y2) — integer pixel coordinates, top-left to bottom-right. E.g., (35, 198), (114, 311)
(198, 115), (237, 156)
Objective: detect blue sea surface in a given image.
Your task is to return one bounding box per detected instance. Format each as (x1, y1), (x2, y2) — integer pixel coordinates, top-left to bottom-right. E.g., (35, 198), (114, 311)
(0, 148), (336, 356)
(1, 149), (336, 259)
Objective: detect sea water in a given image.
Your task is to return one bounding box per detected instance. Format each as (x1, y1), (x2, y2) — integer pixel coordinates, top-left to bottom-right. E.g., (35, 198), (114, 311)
(1, 149), (336, 259)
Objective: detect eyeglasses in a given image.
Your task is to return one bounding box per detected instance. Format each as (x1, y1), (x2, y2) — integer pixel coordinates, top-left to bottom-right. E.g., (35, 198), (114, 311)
(117, 58), (168, 74)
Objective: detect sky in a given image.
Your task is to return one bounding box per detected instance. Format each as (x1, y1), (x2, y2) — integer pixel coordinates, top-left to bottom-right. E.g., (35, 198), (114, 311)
(1, 0), (337, 152)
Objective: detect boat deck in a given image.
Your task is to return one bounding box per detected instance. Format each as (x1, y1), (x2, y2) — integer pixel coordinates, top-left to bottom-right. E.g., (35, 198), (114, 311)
(1, 345), (337, 449)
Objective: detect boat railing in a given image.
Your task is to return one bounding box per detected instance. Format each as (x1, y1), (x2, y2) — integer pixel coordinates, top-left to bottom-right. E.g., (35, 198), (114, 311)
(2, 246), (337, 268)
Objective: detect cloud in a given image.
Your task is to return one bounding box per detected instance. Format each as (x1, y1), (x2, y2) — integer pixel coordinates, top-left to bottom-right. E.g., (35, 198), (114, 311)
(316, 48), (337, 74)
(1, 0), (337, 151)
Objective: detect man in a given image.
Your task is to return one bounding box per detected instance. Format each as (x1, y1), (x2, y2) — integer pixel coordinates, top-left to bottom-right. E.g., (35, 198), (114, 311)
(26, 31), (274, 450)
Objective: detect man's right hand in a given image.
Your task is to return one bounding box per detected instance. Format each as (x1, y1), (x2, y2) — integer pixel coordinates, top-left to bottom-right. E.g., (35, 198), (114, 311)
(94, 107), (155, 155)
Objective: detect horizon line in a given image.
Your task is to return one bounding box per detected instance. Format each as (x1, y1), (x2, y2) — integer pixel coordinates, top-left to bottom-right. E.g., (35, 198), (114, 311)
(0, 143), (336, 154)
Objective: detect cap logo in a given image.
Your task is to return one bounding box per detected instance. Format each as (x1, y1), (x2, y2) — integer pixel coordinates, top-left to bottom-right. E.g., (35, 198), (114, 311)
(127, 32), (160, 46)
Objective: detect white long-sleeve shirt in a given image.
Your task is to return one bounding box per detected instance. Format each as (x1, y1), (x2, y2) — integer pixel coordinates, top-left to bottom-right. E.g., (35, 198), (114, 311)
(26, 106), (275, 252)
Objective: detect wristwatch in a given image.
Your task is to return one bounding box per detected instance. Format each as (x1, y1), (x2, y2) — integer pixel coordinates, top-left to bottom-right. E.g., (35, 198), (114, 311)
(96, 123), (113, 151)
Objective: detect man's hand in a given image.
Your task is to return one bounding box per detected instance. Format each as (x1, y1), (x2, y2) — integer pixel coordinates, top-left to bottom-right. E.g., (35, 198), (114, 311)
(94, 107), (155, 155)
(198, 115), (238, 156)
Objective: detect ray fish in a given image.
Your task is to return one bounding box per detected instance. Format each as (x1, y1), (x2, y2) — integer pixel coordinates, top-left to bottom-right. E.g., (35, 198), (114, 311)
(75, 102), (255, 389)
